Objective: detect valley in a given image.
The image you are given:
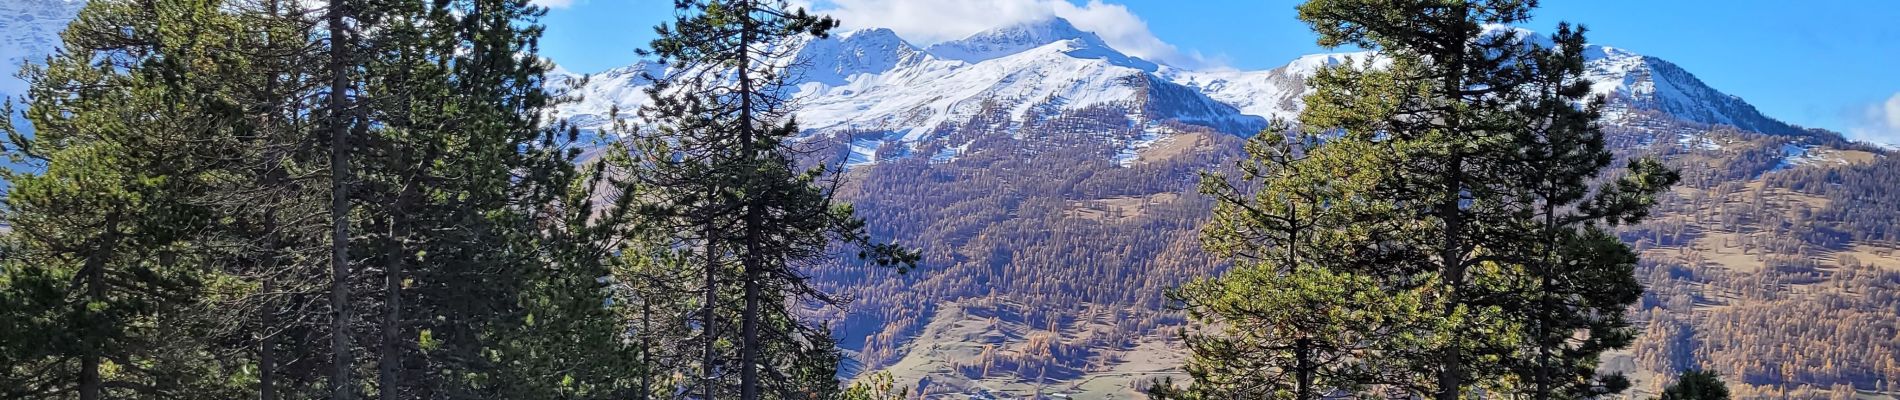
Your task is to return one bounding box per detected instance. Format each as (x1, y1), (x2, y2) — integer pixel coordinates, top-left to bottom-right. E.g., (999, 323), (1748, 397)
(3, 0), (1896, 398)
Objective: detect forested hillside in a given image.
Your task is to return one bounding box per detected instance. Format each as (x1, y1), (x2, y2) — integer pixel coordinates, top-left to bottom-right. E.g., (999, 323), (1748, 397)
(2, 0), (1896, 399)
(809, 98), (1900, 400)
(1606, 111), (1900, 397)
(801, 40), (1900, 400)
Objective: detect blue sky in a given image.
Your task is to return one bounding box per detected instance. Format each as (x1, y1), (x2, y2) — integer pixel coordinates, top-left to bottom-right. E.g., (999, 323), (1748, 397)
(537, 0), (1900, 144)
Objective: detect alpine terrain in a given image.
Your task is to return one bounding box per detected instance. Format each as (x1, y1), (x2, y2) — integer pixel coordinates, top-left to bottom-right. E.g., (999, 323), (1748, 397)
(547, 17), (1900, 398)
(4, 2), (1896, 398)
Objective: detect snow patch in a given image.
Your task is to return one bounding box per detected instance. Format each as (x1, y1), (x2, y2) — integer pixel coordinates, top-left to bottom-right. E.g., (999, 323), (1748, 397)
(930, 141), (972, 163)
(1677, 133), (1722, 151)
(1769, 143), (1859, 172)
(1112, 124), (1169, 167)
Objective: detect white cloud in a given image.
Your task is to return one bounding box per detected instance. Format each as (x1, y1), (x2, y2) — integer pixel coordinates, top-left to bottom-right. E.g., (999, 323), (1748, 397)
(532, 0), (575, 10)
(799, 0), (1213, 68)
(1849, 92), (1900, 148)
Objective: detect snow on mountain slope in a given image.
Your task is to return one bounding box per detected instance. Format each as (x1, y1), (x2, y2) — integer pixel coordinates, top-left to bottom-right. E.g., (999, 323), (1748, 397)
(0, 2), (1825, 159)
(547, 62), (664, 130)
(1489, 24), (1801, 136)
(925, 18), (1089, 64)
(1161, 52), (1378, 122)
(788, 28), (931, 86)
(552, 17), (1264, 167)
(0, 0), (83, 98)
(789, 36), (1257, 137)
(924, 17), (1157, 72)
(1163, 27), (1801, 137)
(552, 17), (1819, 168)
(1582, 45), (1801, 136)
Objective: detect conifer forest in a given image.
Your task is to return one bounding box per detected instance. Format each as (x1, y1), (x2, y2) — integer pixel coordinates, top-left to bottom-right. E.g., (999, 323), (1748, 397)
(0, 0), (1895, 398)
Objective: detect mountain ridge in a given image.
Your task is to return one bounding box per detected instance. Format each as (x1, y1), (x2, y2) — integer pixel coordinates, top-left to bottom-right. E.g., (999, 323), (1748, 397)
(0, 5), (1837, 145)
(547, 16), (1841, 169)
(4, 6), (1896, 397)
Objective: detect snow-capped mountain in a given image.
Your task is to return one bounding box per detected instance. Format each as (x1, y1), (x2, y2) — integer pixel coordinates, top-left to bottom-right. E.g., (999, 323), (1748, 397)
(1582, 45), (1800, 135)
(1161, 26), (1804, 137)
(1160, 52), (1378, 122)
(791, 28), (932, 85)
(0, 2), (1821, 162)
(551, 17), (1266, 166)
(0, 0), (83, 98)
(551, 17), (1815, 167)
(925, 17), (1157, 72)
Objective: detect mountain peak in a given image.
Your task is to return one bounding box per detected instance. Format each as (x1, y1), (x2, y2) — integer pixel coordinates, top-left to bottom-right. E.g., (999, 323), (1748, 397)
(998, 17), (1092, 39)
(1579, 45), (1802, 136)
(1280, 52), (1377, 75)
(974, 17), (1097, 44)
(791, 27), (928, 85)
(839, 27), (903, 42)
(925, 17), (1107, 64)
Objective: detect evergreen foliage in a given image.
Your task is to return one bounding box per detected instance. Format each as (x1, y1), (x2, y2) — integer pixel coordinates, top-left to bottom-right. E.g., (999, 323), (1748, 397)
(1659, 370), (1731, 400)
(619, 1), (918, 399)
(0, 0), (643, 398)
(7, 0), (1887, 398)
(1, 0), (272, 396)
(1160, 1), (1678, 398)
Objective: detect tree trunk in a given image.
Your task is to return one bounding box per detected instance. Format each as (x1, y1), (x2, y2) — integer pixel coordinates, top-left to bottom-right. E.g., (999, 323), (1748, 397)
(259, 0), (284, 396)
(261, 278), (278, 400)
(1436, 155), (1465, 400)
(740, 264), (760, 400)
(1296, 337), (1314, 400)
(379, 209), (405, 400)
(79, 214), (118, 400)
(1537, 188), (1557, 400)
(77, 218), (116, 400)
(736, 2), (762, 399)
(642, 298), (652, 400)
(703, 218), (718, 400)
(261, 210), (283, 400)
(80, 340), (99, 400)
(1435, 7), (1471, 400)
(326, 0), (355, 397)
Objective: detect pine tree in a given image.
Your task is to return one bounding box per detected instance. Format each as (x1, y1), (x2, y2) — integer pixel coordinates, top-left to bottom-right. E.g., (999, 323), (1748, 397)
(1158, 125), (1430, 399)
(207, 2), (333, 398)
(3, 0), (642, 398)
(1296, 5), (1535, 395)
(837, 372), (910, 400)
(1658, 370), (1730, 400)
(1166, 1), (1678, 398)
(0, 0), (270, 397)
(343, 0), (641, 396)
(596, 139), (702, 399)
(1497, 23), (1678, 400)
(631, 1), (917, 399)
(319, 0), (361, 396)
(1288, 0), (1678, 397)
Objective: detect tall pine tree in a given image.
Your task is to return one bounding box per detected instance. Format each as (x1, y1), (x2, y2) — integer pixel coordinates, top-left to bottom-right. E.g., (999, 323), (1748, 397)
(1156, 124), (1431, 399)
(1493, 23), (1678, 400)
(1295, 0), (1676, 396)
(341, 0), (641, 396)
(630, 1), (917, 399)
(0, 0), (272, 397)
(1165, 1), (1678, 398)
(2, 0), (643, 398)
